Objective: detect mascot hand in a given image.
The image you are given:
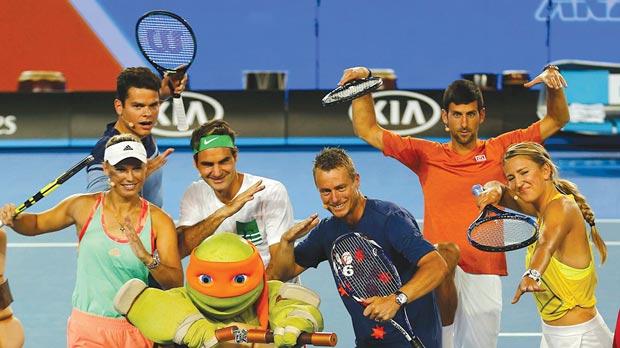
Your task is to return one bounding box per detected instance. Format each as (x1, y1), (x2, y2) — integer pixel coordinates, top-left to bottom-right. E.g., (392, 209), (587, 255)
(271, 305), (323, 347)
(115, 279), (219, 346)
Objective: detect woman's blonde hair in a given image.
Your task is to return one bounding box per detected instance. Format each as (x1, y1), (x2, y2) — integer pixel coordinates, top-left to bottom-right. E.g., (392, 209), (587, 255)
(504, 142), (607, 263)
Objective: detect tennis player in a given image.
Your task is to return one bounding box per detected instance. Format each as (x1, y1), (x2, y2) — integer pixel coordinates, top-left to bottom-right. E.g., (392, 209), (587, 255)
(477, 142), (612, 348)
(340, 65), (569, 347)
(0, 228), (24, 348)
(0, 134), (183, 347)
(270, 147), (447, 347)
(176, 120), (293, 275)
(86, 67), (186, 208)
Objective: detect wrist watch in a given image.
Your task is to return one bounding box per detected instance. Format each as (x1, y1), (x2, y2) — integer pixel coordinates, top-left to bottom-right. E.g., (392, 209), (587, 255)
(522, 268), (541, 284)
(394, 290), (408, 306)
(146, 250), (161, 270)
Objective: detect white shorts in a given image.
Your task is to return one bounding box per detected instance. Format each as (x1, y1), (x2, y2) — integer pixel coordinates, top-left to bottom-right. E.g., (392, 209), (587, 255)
(452, 266), (502, 348)
(540, 311), (613, 348)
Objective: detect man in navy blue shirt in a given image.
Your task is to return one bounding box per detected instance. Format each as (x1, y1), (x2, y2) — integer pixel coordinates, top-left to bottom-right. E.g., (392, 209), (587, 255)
(87, 67), (185, 207)
(270, 148), (448, 347)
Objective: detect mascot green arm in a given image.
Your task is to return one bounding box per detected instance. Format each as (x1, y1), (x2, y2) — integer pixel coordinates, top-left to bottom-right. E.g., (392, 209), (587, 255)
(267, 281), (324, 347)
(114, 279), (224, 348)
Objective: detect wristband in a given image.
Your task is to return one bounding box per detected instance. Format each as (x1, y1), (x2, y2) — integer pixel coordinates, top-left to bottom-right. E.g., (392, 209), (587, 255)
(0, 279), (13, 310)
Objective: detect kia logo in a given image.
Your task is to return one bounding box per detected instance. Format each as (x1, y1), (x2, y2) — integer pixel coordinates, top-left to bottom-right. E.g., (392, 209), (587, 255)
(153, 91), (224, 137)
(349, 90), (441, 135)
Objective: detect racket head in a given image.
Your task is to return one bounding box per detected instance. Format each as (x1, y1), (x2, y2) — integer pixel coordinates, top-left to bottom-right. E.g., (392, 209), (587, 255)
(467, 206), (539, 252)
(330, 232), (402, 302)
(330, 233), (423, 346)
(135, 10), (197, 74)
(321, 77), (383, 106)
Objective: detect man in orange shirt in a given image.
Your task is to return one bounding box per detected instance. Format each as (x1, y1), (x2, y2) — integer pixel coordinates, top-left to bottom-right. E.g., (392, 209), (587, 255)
(339, 65), (569, 347)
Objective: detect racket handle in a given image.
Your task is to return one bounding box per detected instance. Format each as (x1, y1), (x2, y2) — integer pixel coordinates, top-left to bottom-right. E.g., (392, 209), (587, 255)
(214, 326), (338, 346)
(214, 325), (238, 342)
(411, 336), (426, 348)
(472, 184), (484, 197)
(172, 95), (189, 131)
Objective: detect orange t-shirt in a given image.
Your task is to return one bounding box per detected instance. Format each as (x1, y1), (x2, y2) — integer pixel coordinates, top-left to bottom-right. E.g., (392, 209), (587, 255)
(382, 121), (542, 275)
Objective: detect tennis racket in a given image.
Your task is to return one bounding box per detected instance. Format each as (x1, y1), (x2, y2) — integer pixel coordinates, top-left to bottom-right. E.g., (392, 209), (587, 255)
(0, 155), (95, 228)
(136, 10), (197, 131)
(321, 77), (383, 106)
(214, 326), (337, 346)
(468, 184), (539, 252)
(330, 232), (425, 348)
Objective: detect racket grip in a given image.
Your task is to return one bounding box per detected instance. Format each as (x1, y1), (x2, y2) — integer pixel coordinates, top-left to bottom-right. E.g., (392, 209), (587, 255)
(214, 326), (338, 346)
(411, 336), (426, 348)
(472, 184), (484, 196)
(172, 96), (189, 131)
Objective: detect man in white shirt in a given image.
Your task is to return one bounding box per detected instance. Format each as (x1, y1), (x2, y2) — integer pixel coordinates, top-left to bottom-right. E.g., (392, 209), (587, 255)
(177, 120), (294, 273)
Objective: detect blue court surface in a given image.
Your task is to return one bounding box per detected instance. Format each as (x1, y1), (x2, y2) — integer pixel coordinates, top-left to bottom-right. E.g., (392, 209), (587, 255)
(2, 147), (619, 347)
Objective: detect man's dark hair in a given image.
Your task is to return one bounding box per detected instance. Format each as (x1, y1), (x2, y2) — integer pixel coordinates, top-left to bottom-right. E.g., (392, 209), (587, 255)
(190, 120), (238, 159)
(442, 79), (484, 111)
(116, 67), (161, 103)
(313, 147), (357, 180)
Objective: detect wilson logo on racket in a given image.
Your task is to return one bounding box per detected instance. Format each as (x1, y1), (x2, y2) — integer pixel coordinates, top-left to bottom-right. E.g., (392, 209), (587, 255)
(348, 90), (441, 136)
(146, 29), (184, 54)
(153, 92), (225, 137)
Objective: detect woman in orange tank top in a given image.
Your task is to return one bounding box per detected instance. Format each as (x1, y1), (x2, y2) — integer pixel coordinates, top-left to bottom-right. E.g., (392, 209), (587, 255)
(477, 142), (612, 348)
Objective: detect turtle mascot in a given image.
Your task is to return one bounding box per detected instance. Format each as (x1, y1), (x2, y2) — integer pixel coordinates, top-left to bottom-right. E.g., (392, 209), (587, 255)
(114, 232), (323, 347)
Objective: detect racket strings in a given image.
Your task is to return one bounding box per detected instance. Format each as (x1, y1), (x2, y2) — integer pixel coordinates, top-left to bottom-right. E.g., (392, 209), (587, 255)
(332, 236), (400, 299)
(322, 78), (382, 105)
(470, 218), (537, 247)
(137, 16), (195, 69)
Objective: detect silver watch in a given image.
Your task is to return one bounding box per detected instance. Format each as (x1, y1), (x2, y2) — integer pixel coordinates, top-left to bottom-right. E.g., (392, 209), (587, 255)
(394, 291), (408, 306)
(146, 250), (161, 270)
(522, 268), (541, 284)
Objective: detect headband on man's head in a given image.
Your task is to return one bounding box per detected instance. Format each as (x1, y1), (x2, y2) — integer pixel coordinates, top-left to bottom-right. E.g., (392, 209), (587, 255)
(193, 135), (235, 154)
(104, 141), (147, 165)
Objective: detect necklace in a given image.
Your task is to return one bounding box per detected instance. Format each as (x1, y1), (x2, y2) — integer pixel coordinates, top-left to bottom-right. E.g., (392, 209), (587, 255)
(104, 192), (141, 234)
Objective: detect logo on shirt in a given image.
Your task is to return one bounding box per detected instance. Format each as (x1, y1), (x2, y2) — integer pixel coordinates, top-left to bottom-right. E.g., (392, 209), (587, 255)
(335, 251), (355, 277)
(475, 154), (487, 162)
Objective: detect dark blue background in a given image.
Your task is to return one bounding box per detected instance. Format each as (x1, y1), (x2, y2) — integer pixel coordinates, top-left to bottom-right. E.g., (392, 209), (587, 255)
(95, 0), (620, 89)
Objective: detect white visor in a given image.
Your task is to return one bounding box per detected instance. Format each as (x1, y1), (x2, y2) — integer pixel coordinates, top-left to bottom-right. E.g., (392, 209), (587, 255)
(104, 141), (147, 165)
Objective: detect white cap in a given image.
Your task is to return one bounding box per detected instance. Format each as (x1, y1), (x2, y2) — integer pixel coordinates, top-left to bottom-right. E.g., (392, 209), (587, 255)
(104, 141), (147, 165)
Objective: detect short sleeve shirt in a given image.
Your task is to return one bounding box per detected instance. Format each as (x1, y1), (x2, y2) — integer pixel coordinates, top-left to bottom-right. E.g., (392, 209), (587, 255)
(295, 199), (441, 348)
(178, 173), (294, 266)
(382, 121), (542, 275)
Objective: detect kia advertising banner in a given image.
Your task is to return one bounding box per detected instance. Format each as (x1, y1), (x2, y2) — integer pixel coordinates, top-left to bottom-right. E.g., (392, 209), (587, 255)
(288, 90), (539, 138)
(1, 89), (547, 146)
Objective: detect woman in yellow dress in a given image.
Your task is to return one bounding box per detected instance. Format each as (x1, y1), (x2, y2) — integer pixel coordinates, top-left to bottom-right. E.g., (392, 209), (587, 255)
(477, 142), (612, 348)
